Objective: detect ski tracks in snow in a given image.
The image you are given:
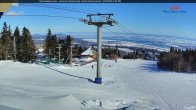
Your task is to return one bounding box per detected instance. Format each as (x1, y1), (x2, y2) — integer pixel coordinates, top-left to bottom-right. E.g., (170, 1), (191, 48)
(132, 72), (182, 110)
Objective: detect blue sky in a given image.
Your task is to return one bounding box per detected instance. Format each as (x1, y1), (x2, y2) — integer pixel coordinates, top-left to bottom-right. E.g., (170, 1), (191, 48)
(1, 3), (196, 39)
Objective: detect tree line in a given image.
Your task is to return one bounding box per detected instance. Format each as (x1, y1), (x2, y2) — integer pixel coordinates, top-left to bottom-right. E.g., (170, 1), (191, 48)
(0, 21), (122, 64)
(157, 46), (196, 73)
(44, 29), (88, 64)
(44, 29), (123, 63)
(0, 22), (35, 63)
(0, 22), (87, 64)
(102, 44), (120, 59)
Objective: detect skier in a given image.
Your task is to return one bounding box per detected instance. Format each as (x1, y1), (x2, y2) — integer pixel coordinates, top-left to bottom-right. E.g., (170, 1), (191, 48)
(92, 65), (94, 69)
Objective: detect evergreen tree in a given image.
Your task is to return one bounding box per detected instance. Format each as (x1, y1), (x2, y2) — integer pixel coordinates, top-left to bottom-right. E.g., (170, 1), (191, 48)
(17, 35), (24, 62)
(63, 35), (72, 64)
(0, 38), (2, 60)
(78, 46), (83, 55)
(8, 25), (15, 60)
(74, 44), (78, 50)
(1, 22), (11, 60)
(65, 35), (72, 50)
(50, 34), (57, 58)
(14, 26), (20, 43)
(14, 27), (20, 60)
(45, 29), (53, 57)
(44, 29), (57, 58)
(170, 46), (174, 52)
(74, 44), (78, 53)
(20, 27), (35, 63)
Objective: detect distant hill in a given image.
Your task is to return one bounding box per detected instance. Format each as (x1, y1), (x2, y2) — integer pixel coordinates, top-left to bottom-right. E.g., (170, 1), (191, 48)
(32, 33), (90, 46)
(32, 32), (196, 51)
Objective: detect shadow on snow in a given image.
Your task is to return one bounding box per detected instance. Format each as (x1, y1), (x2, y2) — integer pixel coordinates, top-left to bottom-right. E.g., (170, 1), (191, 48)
(138, 62), (161, 72)
(38, 63), (95, 83)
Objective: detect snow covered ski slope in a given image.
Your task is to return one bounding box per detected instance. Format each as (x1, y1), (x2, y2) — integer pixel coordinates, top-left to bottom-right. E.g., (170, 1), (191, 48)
(0, 60), (196, 110)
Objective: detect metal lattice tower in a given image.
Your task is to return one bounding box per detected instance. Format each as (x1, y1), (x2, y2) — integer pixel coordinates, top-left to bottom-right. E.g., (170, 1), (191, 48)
(56, 44), (63, 65)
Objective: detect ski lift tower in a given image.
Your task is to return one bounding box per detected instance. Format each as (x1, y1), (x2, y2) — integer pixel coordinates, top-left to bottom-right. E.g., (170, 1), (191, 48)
(80, 13), (118, 84)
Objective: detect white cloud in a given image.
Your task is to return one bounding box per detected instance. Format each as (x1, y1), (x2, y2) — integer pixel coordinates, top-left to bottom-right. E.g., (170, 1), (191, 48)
(6, 11), (24, 16)
(11, 3), (19, 7)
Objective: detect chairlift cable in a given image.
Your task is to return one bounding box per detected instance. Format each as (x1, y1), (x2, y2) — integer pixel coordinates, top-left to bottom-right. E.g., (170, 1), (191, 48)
(21, 4), (96, 15)
(30, 3), (100, 14)
(4, 14), (81, 20)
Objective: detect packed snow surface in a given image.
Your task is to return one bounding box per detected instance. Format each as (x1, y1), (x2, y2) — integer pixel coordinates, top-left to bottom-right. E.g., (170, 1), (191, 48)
(0, 60), (196, 110)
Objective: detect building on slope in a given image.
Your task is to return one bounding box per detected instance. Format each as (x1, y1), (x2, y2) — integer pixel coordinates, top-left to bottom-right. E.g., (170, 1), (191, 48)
(81, 47), (97, 60)
(73, 47), (97, 65)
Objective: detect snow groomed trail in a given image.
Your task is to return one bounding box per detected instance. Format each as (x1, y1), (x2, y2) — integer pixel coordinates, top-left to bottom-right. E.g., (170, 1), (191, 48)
(0, 60), (196, 110)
